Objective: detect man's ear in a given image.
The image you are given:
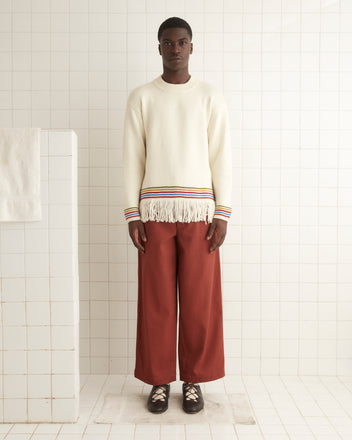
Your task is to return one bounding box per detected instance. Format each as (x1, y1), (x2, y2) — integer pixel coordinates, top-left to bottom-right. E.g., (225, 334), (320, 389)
(158, 44), (161, 55)
(190, 42), (193, 54)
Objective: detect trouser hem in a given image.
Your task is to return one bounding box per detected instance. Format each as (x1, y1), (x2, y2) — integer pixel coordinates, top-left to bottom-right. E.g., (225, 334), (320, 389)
(179, 371), (225, 384)
(134, 371), (176, 386)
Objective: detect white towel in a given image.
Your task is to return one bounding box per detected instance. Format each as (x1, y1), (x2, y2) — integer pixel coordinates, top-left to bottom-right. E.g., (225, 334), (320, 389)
(0, 128), (42, 221)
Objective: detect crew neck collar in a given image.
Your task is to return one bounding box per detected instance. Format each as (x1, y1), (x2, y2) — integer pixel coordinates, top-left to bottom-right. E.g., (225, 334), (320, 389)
(153, 74), (198, 92)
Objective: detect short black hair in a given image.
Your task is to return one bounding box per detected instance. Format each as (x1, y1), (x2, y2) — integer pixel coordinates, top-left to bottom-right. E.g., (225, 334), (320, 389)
(158, 17), (192, 42)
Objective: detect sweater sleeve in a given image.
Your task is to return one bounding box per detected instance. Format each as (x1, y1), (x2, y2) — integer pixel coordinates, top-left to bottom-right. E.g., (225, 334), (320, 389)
(208, 93), (232, 222)
(123, 94), (146, 223)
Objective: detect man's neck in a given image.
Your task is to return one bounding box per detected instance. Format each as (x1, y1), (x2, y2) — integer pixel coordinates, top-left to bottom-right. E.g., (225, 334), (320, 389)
(161, 69), (191, 84)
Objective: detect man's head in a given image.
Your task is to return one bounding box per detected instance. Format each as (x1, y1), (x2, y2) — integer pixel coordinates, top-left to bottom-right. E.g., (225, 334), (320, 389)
(158, 17), (193, 73)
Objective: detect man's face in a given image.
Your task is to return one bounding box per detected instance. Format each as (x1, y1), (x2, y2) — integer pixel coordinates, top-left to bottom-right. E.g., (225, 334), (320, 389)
(158, 27), (193, 72)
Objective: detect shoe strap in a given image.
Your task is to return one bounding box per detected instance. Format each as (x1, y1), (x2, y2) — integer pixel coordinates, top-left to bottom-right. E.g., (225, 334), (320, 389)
(151, 384), (168, 402)
(183, 382), (200, 401)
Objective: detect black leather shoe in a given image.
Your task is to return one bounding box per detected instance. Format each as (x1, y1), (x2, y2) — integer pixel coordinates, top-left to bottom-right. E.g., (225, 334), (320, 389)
(182, 382), (204, 413)
(147, 384), (170, 413)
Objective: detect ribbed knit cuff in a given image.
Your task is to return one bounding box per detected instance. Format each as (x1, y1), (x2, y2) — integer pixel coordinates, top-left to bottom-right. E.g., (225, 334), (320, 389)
(213, 205), (232, 221)
(124, 207), (141, 222)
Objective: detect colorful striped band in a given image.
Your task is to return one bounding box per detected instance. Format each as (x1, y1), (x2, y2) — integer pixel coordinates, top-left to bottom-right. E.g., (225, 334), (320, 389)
(124, 207), (140, 221)
(214, 205), (232, 219)
(140, 186), (215, 200)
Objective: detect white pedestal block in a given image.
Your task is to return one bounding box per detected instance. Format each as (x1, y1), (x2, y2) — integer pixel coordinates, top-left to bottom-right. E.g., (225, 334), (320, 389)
(0, 130), (79, 422)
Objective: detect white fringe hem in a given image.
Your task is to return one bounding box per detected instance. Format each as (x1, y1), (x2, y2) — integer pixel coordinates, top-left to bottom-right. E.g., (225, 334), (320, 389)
(140, 198), (215, 223)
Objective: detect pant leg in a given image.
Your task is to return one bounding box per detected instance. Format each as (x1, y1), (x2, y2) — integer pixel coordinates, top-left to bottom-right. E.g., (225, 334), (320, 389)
(135, 221), (178, 385)
(176, 221), (225, 383)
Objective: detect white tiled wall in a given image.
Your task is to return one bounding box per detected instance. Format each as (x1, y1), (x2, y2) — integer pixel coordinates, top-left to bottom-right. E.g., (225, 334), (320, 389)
(1, 0), (352, 382)
(0, 130), (79, 422)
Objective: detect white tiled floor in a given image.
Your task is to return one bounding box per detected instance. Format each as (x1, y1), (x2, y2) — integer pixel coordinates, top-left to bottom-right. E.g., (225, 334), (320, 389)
(1, 374), (352, 440)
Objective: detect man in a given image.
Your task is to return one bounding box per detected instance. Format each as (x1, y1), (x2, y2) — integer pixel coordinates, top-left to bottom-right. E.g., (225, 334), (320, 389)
(123, 17), (232, 414)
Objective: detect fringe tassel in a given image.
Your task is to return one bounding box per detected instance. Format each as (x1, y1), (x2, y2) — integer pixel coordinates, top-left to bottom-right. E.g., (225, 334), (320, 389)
(140, 198), (215, 223)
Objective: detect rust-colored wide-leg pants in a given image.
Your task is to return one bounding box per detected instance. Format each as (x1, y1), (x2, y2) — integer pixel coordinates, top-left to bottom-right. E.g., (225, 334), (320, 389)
(134, 221), (225, 385)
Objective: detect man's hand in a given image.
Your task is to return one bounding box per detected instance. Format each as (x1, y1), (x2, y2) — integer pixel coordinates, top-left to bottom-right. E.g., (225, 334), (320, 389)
(128, 220), (147, 253)
(206, 218), (227, 253)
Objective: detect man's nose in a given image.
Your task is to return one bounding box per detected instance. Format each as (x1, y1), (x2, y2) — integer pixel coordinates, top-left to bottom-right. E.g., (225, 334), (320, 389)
(171, 43), (181, 54)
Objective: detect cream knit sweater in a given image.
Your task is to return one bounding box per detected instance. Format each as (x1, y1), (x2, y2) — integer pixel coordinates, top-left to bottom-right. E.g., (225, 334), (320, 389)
(123, 74), (232, 223)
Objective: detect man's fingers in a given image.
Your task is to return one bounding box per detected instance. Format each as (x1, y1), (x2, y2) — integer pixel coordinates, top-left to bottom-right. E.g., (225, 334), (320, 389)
(138, 223), (147, 242)
(133, 236), (145, 253)
(206, 222), (216, 240)
(132, 227), (145, 253)
(128, 220), (146, 253)
(208, 218), (228, 251)
(209, 234), (225, 253)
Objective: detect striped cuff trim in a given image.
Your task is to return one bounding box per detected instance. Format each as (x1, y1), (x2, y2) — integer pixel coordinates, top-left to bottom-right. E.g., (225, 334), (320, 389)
(124, 207), (140, 221)
(214, 205), (232, 219)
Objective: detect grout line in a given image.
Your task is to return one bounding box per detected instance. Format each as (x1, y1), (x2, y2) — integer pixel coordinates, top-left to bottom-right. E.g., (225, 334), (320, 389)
(29, 0), (32, 129)
(298, 0), (302, 378)
(301, 375), (345, 439)
(0, 206), (3, 426)
(68, 1), (70, 132)
(48, 0), (53, 423)
(278, 0), (283, 375)
(259, 0), (263, 376)
(264, 376), (307, 439)
(316, 0), (320, 379)
(241, 375), (268, 440)
(279, 376), (321, 440)
(24, 0), (32, 423)
(240, 0), (244, 381)
(107, 0), (110, 377)
(2, 1), (13, 426)
(336, 0), (340, 377)
(335, 376), (352, 421)
(80, 374), (110, 437)
(87, 0), (92, 377)
(317, 0), (321, 377)
(10, 0), (13, 128)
